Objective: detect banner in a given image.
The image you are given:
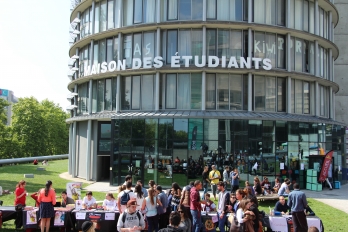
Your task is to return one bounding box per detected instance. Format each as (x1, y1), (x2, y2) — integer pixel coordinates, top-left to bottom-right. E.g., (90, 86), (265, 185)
(319, 150), (334, 182)
(26, 209), (38, 225)
(54, 211), (65, 226)
(66, 182), (82, 201)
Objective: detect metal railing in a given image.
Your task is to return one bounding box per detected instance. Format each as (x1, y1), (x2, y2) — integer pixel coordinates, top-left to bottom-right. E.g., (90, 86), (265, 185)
(0, 154), (68, 165)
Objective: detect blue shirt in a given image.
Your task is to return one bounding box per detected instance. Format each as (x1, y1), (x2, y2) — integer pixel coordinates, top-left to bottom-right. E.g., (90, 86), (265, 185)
(287, 189), (308, 212)
(142, 187), (148, 198)
(230, 172), (239, 186)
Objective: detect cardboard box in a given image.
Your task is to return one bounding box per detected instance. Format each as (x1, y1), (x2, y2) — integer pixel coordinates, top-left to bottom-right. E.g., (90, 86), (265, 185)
(311, 183), (322, 191)
(307, 169), (313, 176)
(306, 182), (311, 190)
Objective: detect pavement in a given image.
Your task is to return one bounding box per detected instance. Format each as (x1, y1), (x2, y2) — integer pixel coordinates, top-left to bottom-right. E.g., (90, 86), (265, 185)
(60, 172), (348, 214)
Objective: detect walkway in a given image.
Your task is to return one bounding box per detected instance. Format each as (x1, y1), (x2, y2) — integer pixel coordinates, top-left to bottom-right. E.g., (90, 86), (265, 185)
(59, 172), (348, 214)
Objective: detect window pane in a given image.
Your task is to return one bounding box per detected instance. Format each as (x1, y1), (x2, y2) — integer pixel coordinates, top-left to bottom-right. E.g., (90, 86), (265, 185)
(192, 29), (203, 62)
(95, 3), (100, 33)
(105, 78), (112, 110)
(217, 0), (229, 20)
(277, 0), (285, 26)
(133, 33), (142, 60)
(232, 0), (243, 21)
(255, 76), (265, 111)
(304, 82), (310, 114)
(93, 42), (99, 65)
(291, 79), (295, 112)
(309, 2), (314, 34)
(134, 0), (143, 24)
(144, 0), (156, 23)
(179, 0), (191, 20)
(265, 33), (276, 67)
(309, 42), (315, 74)
(207, 0), (216, 19)
(206, 74), (216, 109)
(303, 0), (308, 32)
(142, 75), (155, 110)
(132, 76), (141, 109)
(168, 0), (178, 20)
(123, 0), (133, 26)
(265, 76), (276, 112)
(277, 35), (285, 69)
(122, 76), (131, 110)
(295, 79), (303, 114)
(277, 77), (286, 112)
(115, 0), (120, 28)
(143, 31), (155, 59)
(108, 0), (114, 29)
(206, 29), (216, 56)
(99, 39), (106, 63)
(106, 38), (113, 62)
(294, 0), (302, 30)
(97, 79), (105, 111)
(179, 30), (192, 62)
(113, 37), (119, 61)
(167, 30), (178, 64)
(192, 0), (203, 20)
(290, 37), (294, 71)
(100, 0), (107, 31)
(231, 30), (242, 59)
(191, 73), (202, 109)
(123, 34), (132, 68)
(177, 74), (190, 109)
(112, 77), (117, 110)
(217, 74), (229, 110)
(218, 30), (230, 57)
(254, 32), (265, 59)
(230, 74), (242, 110)
(92, 80), (97, 113)
(254, 0), (264, 23)
(295, 38), (303, 72)
(166, 74), (177, 108)
(265, 0), (275, 25)
(243, 75), (248, 110)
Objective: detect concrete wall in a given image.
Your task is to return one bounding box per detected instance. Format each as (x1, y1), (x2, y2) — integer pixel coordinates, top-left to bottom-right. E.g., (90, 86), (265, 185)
(76, 121), (88, 178)
(335, 1), (348, 125)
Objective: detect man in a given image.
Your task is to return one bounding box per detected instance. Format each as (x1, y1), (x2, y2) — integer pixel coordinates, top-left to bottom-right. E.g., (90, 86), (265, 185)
(118, 182), (136, 213)
(117, 199), (145, 232)
(137, 180), (148, 197)
(202, 166), (210, 198)
(274, 196), (290, 215)
(158, 212), (183, 232)
(216, 182), (230, 232)
(252, 160), (258, 175)
(325, 161), (333, 190)
(61, 190), (75, 207)
(123, 175), (132, 186)
(222, 166), (230, 190)
(288, 183), (308, 232)
(230, 168), (240, 193)
(180, 181), (194, 220)
(190, 180), (206, 232)
(157, 185), (169, 229)
(209, 165), (221, 200)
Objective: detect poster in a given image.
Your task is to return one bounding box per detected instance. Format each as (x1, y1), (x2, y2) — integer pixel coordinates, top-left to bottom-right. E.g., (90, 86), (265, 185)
(66, 182), (82, 201)
(75, 200), (83, 210)
(54, 211), (65, 226)
(26, 209), (38, 225)
(280, 163), (284, 170)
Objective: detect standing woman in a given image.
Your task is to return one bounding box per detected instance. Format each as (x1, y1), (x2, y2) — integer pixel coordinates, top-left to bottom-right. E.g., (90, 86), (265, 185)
(178, 204), (192, 232)
(38, 180), (56, 232)
(170, 182), (181, 211)
(141, 188), (162, 232)
(134, 184), (145, 211)
(14, 180), (27, 229)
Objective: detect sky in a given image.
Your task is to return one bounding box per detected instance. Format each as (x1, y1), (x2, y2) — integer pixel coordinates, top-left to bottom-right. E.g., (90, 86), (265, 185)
(0, 0), (71, 110)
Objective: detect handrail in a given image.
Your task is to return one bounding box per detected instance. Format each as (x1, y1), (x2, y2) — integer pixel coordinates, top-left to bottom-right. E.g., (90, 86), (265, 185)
(0, 155), (68, 165)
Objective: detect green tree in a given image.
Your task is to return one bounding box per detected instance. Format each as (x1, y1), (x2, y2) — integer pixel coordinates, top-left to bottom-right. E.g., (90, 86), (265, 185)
(0, 98), (15, 158)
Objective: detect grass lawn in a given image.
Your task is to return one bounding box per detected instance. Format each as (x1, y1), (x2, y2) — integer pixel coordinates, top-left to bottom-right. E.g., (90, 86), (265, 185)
(1, 160), (347, 231)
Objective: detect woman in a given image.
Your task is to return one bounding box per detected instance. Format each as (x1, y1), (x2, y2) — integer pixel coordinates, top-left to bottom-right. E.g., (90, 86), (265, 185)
(38, 180), (56, 232)
(134, 184), (145, 211)
(170, 182), (181, 211)
(178, 204), (192, 232)
(148, 180), (156, 191)
(253, 177), (262, 195)
(102, 193), (117, 211)
(230, 199), (255, 232)
(273, 177), (281, 193)
(14, 180), (27, 229)
(141, 188), (162, 232)
(233, 189), (246, 212)
(230, 168), (240, 193)
(245, 181), (255, 196)
(278, 178), (291, 196)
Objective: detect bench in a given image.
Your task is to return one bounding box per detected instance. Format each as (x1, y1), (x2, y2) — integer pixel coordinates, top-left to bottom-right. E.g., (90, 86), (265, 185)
(256, 193), (279, 201)
(36, 167), (46, 171)
(24, 174), (34, 178)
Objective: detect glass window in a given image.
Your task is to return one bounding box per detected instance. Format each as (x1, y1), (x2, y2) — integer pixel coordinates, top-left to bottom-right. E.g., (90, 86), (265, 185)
(277, 77), (286, 112)
(230, 74), (242, 110)
(100, 0), (107, 32)
(97, 79), (105, 111)
(295, 79), (303, 114)
(143, 31), (155, 60)
(123, 0), (133, 26)
(107, 0), (114, 29)
(303, 82), (310, 114)
(289, 0), (294, 28)
(78, 82), (88, 114)
(134, 0), (143, 24)
(92, 80), (97, 113)
(166, 74), (177, 108)
(295, 38), (303, 72)
(113, 37), (119, 61)
(191, 73), (202, 109)
(132, 76), (141, 109)
(179, 0), (191, 20)
(231, 30), (242, 59)
(217, 0), (229, 20)
(121, 76), (131, 110)
(309, 1), (314, 34)
(309, 42), (315, 74)
(319, 8), (324, 37)
(144, 0), (156, 23)
(206, 29), (216, 57)
(106, 38), (113, 63)
(303, 0), (309, 32)
(167, 30), (178, 64)
(265, 33), (276, 67)
(206, 0), (216, 19)
(254, 75), (265, 111)
(218, 30), (230, 57)
(178, 30), (192, 63)
(192, 30), (203, 63)
(217, 74), (229, 110)
(294, 0), (302, 30)
(192, 0), (203, 20)
(177, 74), (190, 109)
(290, 37), (295, 71)
(277, 35), (285, 69)
(123, 34), (132, 68)
(112, 77), (117, 110)
(291, 79), (295, 113)
(142, 75), (155, 110)
(115, 0), (121, 28)
(105, 78), (112, 110)
(265, 76), (276, 112)
(94, 3), (100, 33)
(168, 0), (178, 20)
(93, 42), (99, 65)
(206, 74), (216, 109)
(133, 33), (142, 60)
(99, 39), (106, 63)
(277, 0), (285, 26)
(243, 75), (248, 110)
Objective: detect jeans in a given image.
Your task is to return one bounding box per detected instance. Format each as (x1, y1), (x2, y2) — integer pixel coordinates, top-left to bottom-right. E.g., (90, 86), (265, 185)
(217, 212), (227, 232)
(191, 209), (202, 232)
(203, 182), (208, 199)
(147, 215), (159, 232)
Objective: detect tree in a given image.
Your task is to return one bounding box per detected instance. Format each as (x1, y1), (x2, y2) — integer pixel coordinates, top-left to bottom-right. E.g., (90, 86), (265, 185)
(0, 98), (15, 158)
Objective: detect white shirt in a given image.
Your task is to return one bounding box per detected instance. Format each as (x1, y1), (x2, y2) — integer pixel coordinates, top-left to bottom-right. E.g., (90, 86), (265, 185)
(103, 199), (117, 211)
(136, 196), (144, 211)
(82, 196), (97, 207)
(118, 190), (136, 212)
(252, 162), (258, 170)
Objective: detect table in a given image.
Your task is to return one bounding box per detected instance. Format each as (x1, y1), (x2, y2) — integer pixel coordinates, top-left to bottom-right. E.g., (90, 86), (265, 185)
(201, 212), (220, 232)
(0, 206), (17, 228)
(74, 209), (120, 232)
(266, 215), (324, 232)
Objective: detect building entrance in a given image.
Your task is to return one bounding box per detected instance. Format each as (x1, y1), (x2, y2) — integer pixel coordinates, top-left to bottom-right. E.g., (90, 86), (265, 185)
(114, 153), (144, 185)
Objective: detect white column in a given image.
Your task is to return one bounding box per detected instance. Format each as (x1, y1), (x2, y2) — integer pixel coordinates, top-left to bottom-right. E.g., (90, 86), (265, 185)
(315, 81), (319, 116)
(88, 79), (92, 114)
(156, 27), (160, 56)
(315, 40), (319, 77)
(91, 1), (95, 34)
(116, 75), (120, 112)
(71, 121), (77, 178)
(203, 0), (206, 21)
(287, 77), (292, 113)
(286, 0), (290, 28)
(156, 0), (161, 23)
(248, 28), (252, 58)
(68, 124), (73, 175)
(329, 49), (333, 81)
(86, 120), (92, 180)
(314, 0), (319, 35)
(248, 0), (252, 23)
(155, 72), (160, 111)
(202, 72), (206, 110)
(329, 87), (333, 119)
(287, 33), (291, 72)
(328, 11), (332, 41)
(248, 73), (252, 111)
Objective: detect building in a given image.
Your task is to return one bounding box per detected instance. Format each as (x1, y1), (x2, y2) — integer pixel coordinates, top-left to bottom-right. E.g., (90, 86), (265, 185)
(67, 0), (346, 187)
(0, 88), (18, 126)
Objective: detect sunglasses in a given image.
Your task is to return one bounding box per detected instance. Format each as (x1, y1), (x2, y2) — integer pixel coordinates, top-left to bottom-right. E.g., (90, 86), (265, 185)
(178, 211), (184, 213)
(230, 197), (236, 198)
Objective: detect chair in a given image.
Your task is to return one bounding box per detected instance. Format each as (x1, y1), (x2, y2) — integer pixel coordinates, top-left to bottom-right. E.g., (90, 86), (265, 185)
(0, 200), (3, 206)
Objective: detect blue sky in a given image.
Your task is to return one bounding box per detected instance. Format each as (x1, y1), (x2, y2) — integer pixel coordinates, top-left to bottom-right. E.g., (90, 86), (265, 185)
(0, 0), (71, 110)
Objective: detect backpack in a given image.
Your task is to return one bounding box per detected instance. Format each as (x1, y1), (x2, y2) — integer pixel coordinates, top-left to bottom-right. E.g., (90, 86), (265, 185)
(122, 211), (141, 223)
(120, 190), (133, 205)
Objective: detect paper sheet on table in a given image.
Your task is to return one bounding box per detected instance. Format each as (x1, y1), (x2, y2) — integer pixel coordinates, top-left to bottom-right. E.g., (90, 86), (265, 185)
(76, 212), (86, 219)
(280, 163), (284, 169)
(211, 215), (218, 223)
(105, 213), (115, 220)
(301, 163), (305, 170)
(26, 209), (38, 225)
(54, 211), (65, 226)
(307, 217), (322, 232)
(269, 216), (288, 232)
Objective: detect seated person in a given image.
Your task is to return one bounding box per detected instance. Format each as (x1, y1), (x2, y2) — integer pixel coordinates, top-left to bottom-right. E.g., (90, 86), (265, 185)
(273, 177), (281, 193)
(274, 196), (291, 215)
(253, 177), (263, 195)
(33, 159), (38, 165)
(261, 177), (271, 195)
(82, 191), (97, 209)
(203, 193), (216, 212)
(61, 190), (75, 207)
(278, 178), (291, 196)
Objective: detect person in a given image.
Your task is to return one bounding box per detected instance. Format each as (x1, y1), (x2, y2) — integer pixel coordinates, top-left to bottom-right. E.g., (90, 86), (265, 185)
(248, 196), (260, 232)
(81, 221), (95, 232)
(137, 180), (148, 197)
(202, 166), (210, 198)
(245, 181), (255, 196)
(216, 181), (230, 232)
(14, 180), (27, 229)
(38, 180), (56, 232)
(274, 196), (291, 215)
(123, 175), (132, 186)
(223, 166), (230, 190)
(230, 168), (240, 193)
(261, 177), (271, 195)
(82, 191), (97, 209)
(61, 190), (75, 207)
(252, 160), (258, 175)
(177, 204), (192, 232)
(308, 226), (319, 232)
(158, 211), (183, 232)
(118, 182), (136, 214)
(157, 185), (169, 229)
(103, 192), (117, 211)
(231, 198), (255, 232)
(253, 177), (262, 195)
(179, 181), (193, 221)
(33, 159), (38, 165)
(273, 177), (281, 193)
(117, 199), (145, 232)
(148, 180), (156, 191)
(203, 193), (216, 212)
(209, 165), (221, 200)
(234, 189), (246, 212)
(226, 193), (237, 213)
(171, 182), (181, 211)
(190, 180), (206, 232)
(325, 161), (333, 190)
(278, 178), (291, 196)
(134, 184), (145, 211)
(141, 188), (162, 232)
(42, 160), (48, 165)
(288, 183), (308, 232)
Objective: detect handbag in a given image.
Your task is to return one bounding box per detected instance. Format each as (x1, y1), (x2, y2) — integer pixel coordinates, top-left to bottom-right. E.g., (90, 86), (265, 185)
(15, 204), (24, 211)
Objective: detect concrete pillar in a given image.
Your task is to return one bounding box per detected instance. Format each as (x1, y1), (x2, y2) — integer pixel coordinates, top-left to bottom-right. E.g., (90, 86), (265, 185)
(202, 72), (206, 110)
(71, 121), (77, 178)
(287, 77), (292, 113)
(116, 75), (120, 112)
(248, 73), (252, 111)
(86, 120), (92, 180)
(155, 72), (160, 111)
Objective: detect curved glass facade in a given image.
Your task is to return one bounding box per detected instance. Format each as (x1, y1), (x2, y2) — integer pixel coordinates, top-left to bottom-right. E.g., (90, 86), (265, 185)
(68, 0), (343, 186)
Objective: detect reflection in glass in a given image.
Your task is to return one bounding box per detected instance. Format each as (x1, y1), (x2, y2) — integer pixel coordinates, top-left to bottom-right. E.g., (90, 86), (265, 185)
(134, 0), (143, 24)
(132, 76), (141, 110)
(277, 77), (286, 112)
(167, 30), (178, 64)
(179, 0), (191, 20)
(105, 78), (112, 110)
(206, 74), (216, 109)
(142, 75), (155, 110)
(230, 75), (242, 110)
(143, 32), (155, 60)
(166, 74), (177, 108)
(254, 76), (265, 111)
(168, 0), (178, 20)
(100, 0), (107, 32)
(265, 76), (276, 112)
(145, 119), (158, 140)
(107, 0), (114, 29)
(121, 76), (131, 110)
(94, 3), (100, 33)
(133, 33), (142, 60)
(143, 0), (156, 23)
(177, 74), (190, 109)
(217, 74), (229, 110)
(123, 0), (133, 26)
(97, 80), (105, 112)
(191, 74), (202, 109)
(123, 35), (132, 68)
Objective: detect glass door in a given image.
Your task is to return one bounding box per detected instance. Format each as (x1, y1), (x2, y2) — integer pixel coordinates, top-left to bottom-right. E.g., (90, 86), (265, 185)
(118, 153), (144, 185)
